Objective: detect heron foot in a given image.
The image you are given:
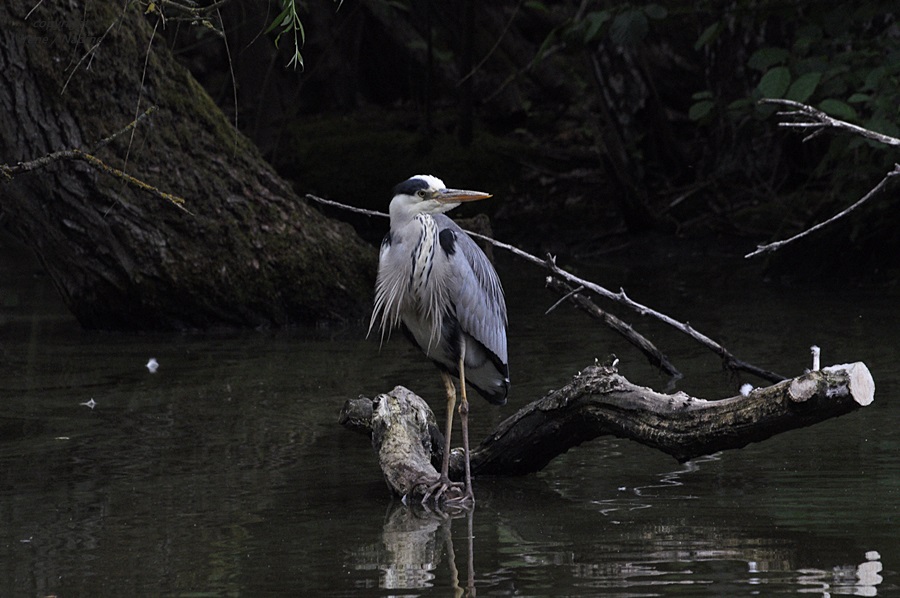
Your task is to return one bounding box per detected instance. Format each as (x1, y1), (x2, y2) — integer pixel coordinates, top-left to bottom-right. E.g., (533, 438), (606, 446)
(443, 488), (475, 509)
(420, 474), (470, 507)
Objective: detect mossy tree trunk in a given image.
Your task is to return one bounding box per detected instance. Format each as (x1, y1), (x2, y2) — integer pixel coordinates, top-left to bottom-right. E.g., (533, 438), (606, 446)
(0, 2), (374, 329)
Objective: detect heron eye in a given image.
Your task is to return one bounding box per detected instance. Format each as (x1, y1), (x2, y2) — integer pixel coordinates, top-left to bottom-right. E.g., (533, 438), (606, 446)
(416, 189), (427, 199)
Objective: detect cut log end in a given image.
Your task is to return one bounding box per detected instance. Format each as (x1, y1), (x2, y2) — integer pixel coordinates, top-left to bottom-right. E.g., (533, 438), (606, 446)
(788, 362), (875, 407)
(824, 362), (875, 406)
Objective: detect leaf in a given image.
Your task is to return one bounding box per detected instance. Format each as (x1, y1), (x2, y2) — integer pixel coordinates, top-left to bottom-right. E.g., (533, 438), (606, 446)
(863, 66), (887, 91)
(818, 98), (858, 121)
(583, 10), (611, 44)
(692, 90), (714, 100)
(265, 5), (291, 35)
(689, 100), (715, 121)
(757, 66), (791, 98)
(847, 93), (871, 103)
(610, 9), (648, 47)
(532, 28), (559, 64)
(287, 50), (305, 71)
(727, 98), (753, 111)
(694, 22), (720, 50)
(786, 71), (822, 103)
(525, 1), (550, 12)
(748, 47), (790, 72)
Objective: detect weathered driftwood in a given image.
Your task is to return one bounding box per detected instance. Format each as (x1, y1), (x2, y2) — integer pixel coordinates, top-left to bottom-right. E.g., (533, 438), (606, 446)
(341, 361), (874, 502)
(367, 388), (443, 501)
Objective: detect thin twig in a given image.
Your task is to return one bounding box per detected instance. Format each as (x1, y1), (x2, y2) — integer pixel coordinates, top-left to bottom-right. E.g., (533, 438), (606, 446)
(546, 277), (683, 380)
(61, 11), (119, 95)
(216, 2), (240, 158)
(746, 99), (900, 258)
(2, 149), (190, 214)
(746, 165), (900, 258)
(159, 0), (233, 17)
(125, 15), (160, 174)
(1, 107), (190, 213)
(761, 98), (900, 147)
(458, 0), (524, 86)
(544, 284), (584, 315)
(25, 0), (45, 20)
(95, 105), (158, 150)
(306, 194), (388, 218)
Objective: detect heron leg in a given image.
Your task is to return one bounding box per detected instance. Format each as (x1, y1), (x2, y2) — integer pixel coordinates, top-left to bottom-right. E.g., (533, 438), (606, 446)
(457, 339), (475, 503)
(439, 371), (457, 481)
(421, 371), (465, 506)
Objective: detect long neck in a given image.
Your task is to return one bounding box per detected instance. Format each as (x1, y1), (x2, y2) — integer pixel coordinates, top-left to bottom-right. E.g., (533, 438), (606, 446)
(388, 196), (417, 229)
(409, 214), (438, 300)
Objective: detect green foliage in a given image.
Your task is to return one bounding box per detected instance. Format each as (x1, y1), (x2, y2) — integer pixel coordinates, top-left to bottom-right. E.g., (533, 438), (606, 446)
(676, 0), (900, 261)
(691, 2), (900, 140)
(265, 0), (306, 70)
(521, 1), (899, 245)
(266, 0), (343, 70)
(577, 3), (668, 47)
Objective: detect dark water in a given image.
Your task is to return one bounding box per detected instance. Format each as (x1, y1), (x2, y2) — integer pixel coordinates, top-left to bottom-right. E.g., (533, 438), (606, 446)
(1, 237), (898, 597)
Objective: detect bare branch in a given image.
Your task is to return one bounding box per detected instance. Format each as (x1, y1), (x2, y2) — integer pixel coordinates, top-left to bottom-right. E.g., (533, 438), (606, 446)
(546, 277), (683, 380)
(1, 106), (190, 213)
(94, 105), (159, 151)
(746, 99), (900, 258)
(761, 98), (900, 147)
(746, 165), (900, 258)
(305, 194), (784, 382)
(306, 194), (387, 219)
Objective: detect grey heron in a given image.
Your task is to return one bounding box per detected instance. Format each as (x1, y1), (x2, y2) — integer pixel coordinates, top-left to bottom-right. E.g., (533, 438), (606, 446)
(369, 174), (509, 505)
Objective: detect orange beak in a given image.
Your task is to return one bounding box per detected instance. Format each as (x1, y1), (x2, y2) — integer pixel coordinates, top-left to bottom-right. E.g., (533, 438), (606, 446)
(434, 189), (492, 203)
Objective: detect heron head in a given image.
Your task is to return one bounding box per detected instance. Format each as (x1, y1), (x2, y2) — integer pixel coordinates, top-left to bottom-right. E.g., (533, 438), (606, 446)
(390, 175), (491, 220)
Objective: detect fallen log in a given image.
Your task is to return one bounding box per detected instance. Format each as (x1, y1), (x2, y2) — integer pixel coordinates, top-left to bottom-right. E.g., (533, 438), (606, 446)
(340, 361), (874, 502)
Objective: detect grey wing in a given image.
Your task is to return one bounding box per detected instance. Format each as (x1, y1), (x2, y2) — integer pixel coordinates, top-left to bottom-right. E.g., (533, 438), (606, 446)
(435, 215), (508, 364)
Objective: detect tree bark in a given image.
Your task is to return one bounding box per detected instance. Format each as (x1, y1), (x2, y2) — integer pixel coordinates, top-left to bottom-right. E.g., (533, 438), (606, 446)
(341, 362), (874, 501)
(0, 2), (374, 329)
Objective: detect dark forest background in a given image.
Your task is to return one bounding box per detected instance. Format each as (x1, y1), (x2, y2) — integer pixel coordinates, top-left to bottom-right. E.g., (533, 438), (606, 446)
(3, 1), (899, 330)
(185, 0), (900, 277)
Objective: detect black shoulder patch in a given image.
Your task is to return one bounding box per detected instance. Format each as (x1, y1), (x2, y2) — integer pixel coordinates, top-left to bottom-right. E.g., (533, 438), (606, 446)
(438, 228), (456, 256)
(393, 177), (430, 197)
